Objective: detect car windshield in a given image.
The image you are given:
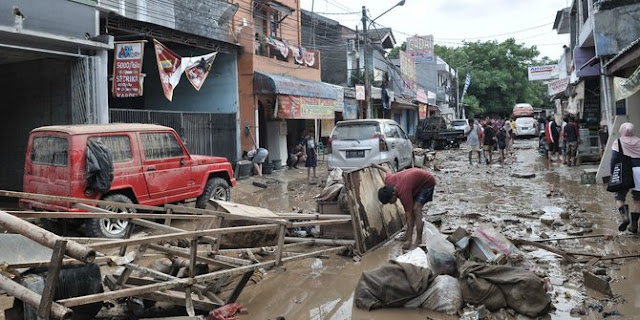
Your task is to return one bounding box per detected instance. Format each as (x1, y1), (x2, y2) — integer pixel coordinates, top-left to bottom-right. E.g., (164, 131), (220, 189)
(332, 123), (380, 140)
(452, 121), (467, 126)
(515, 118), (535, 125)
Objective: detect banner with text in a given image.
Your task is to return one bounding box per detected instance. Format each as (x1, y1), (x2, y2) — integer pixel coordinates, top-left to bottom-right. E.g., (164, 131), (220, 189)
(277, 95), (336, 119)
(400, 50), (417, 93)
(183, 53), (217, 91)
(528, 65), (559, 81)
(614, 64), (640, 101)
(548, 78), (570, 96)
(153, 39), (183, 101)
(406, 35), (434, 62)
(112, 41), (144, 98)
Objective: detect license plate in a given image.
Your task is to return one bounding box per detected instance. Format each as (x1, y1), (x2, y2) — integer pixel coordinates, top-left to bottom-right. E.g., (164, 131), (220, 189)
(521, 127), (528, 130)
(346, 150), (365, 158)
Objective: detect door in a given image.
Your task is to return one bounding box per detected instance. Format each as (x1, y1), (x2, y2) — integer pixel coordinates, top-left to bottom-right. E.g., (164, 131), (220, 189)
(395, 125), (412, 168)
(139, 132), (194, 200)
(384, 123), (402, 168)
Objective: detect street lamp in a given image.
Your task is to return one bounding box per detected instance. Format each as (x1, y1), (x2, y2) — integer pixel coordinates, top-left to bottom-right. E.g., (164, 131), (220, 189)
(362, 0), (405, 119)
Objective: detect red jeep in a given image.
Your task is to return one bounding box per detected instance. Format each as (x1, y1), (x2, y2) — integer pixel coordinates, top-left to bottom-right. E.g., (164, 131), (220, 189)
(20, 123), (236, 238)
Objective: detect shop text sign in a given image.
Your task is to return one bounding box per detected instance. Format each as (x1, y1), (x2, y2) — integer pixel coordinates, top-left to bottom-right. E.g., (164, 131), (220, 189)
(278, 96), (335, 119)
(112, 41), (144, 98)
(527, 65), (558, 81)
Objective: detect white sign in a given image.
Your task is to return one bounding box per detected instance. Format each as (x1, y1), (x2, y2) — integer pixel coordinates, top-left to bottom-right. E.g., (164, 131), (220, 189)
(355, 85), (365, 101)
(548, 78), (570, 96)
(528, 65), (559, 81)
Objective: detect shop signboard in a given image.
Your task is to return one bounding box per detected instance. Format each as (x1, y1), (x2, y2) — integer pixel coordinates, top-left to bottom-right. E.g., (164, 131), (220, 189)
(278, 95), (336, 119)
(418, 103), (427, 119)
(112, 41), (144, 98)
(548, 78), (570, 96)
(343, 99), (358, 120)
(527, 65), (558, 81)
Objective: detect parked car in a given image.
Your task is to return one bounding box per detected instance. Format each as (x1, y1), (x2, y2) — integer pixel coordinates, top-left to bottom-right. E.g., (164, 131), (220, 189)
(416, 116), (465, 149)
(327, 119), (413, 171)
(451, 119), (470, 135)
(20, 123), (236, 238)
(515, 117), (538, 137)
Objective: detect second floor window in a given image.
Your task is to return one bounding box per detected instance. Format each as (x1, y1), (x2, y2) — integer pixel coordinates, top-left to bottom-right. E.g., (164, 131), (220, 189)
(270, 12), (279, 37)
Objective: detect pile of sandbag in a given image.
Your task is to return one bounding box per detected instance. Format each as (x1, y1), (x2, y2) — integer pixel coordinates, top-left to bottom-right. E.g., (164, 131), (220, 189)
(354, 223), (552, 318)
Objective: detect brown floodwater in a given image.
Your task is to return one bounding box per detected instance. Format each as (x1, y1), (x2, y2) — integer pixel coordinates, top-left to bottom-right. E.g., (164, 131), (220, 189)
(228, 139), (640, 320)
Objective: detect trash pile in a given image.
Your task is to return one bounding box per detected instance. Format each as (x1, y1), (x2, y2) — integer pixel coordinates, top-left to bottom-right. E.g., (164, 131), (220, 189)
(355, 222), (554, 318)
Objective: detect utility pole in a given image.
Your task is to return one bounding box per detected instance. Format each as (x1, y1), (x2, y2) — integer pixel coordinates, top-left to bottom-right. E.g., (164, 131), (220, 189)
(456, 67), (461, 119)
(362, 6), (371, 119)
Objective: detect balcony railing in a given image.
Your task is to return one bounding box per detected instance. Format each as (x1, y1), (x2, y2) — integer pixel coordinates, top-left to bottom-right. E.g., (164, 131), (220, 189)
(254, 35), (320, 70)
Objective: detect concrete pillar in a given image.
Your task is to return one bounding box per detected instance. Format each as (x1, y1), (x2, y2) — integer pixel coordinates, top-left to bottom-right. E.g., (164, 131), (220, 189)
(95, 50), (109, 124)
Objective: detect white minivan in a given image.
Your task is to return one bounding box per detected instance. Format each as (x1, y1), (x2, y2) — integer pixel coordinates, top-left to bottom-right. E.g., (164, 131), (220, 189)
(515, 117), (538, 137)
(327, 119), (413, 171)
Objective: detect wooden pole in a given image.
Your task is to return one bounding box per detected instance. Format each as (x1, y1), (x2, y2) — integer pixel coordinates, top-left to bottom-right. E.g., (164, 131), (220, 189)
(0, 190), (165, 212)
(290, 219), (351, 227)
(164, 204), (291, 226)
(147, 244), (236, 268)
(0, 210), (95, 263)
(284, 237), (355, 246)
(275, 225), (286, 266)
(511, 238), (578, 263)
(37, 240), (67, 320)
(532, 234), (612, 242)
(217, 241), (314, 255)
(8, 212), (215, 220)
(0, 274), (73, 319)
(58, 246), (348, 307)
(275, 213), (351, 220)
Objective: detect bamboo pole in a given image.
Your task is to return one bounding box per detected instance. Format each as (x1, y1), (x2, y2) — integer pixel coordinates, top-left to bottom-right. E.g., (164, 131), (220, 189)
(147, 244), (235, 268)
(275, 225), (286, 266)
(8, 212), (215, 220)
(284, 237), (355, 246)
(90, 224), (279, 250)
(58, 246), (348, 308)
(0, 190), (165, 212)
(290, 219), (351, 227)
(0, 274), (73, 319)
(0, 210), (95, 263)
(216, 241), (314, 255)
(275, 213), (350, 220)
(164, 204), (291, 226)
(38, 240), (67, 319)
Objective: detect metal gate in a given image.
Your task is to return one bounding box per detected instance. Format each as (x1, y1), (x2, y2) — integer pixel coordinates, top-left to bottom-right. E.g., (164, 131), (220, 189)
(70, 57), (99, 124)
(109, 109), (237, 162)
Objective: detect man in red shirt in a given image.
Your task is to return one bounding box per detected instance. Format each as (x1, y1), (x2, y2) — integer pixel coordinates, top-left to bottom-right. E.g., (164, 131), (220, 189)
(372, 164), (437, 250)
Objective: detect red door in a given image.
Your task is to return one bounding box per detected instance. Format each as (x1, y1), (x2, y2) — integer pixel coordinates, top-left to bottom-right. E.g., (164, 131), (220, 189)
(139, 132), (194, 202)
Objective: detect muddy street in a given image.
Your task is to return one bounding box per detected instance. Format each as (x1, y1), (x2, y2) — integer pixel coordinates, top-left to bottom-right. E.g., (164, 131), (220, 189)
(230, 138), (640, 320)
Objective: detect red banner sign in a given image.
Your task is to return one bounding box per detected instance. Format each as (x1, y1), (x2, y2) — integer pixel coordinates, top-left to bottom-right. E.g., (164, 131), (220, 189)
(153, 39), (183, 101)
(418, 104), (427, 119)
(112, 41), (144, 98)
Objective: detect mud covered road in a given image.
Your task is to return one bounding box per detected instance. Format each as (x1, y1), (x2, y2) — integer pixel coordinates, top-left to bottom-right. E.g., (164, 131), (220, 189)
(231, 139), (640, 320)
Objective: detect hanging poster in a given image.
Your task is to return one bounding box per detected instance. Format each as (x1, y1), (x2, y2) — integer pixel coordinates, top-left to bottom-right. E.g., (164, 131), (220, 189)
(183, 52), (217, 91)
(305, 51), (316, 67)
(355, 85), (365, 101)
(277, 95), (335, 119)
(112, 41), (144, 98)
(153, 39), (183, 101)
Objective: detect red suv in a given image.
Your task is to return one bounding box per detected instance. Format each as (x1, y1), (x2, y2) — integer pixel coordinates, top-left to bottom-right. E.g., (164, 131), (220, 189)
(21, 123), (236, 238)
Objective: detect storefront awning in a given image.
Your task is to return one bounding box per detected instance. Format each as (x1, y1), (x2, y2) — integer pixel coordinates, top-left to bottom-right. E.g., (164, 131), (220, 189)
(253, 72), (337, 100)
(392, 97), (417, 110)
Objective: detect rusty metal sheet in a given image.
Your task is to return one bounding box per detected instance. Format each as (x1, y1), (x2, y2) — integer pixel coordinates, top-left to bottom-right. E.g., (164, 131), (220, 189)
(343, 167), (405, 253)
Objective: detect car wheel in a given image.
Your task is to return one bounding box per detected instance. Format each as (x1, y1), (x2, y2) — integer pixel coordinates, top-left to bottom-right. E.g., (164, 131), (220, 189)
(85, 194), (134, 239)
(196, 177), (230, 209)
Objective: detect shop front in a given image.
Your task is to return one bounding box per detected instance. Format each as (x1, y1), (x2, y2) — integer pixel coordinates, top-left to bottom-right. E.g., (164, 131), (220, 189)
(253, 72), (337, 166)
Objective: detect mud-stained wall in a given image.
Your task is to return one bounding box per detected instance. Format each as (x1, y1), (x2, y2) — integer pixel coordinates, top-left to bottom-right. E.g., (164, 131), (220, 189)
(0, 58), (73, 191)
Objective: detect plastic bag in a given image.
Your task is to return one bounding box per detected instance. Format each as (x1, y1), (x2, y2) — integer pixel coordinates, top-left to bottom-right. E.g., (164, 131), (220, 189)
(423, 222), (457, 276)
(326, 168), (344, 187)
(394, 247), (430, 269)
(473, 226), (518, 256)
(404, 275), (463, 314)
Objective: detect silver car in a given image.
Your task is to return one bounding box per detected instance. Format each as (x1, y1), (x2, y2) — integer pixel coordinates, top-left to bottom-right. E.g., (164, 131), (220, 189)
(327, 119), (414, 171)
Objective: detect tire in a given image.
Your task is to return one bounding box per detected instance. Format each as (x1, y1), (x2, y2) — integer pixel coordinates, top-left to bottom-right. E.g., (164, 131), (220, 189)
(85, 194), (135, 239)
(196, 177), (231, 209)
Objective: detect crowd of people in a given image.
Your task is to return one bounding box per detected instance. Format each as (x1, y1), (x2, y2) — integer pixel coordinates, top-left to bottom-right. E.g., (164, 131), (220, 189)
(465, 117), (516, 166)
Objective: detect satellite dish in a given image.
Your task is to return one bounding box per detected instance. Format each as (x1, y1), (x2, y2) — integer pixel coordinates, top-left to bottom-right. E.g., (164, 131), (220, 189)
(218, 3), (239, 26)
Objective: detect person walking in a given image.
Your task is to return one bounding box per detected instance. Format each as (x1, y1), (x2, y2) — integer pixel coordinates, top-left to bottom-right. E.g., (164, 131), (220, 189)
(466, 120), (482, 165)
(244, 147), (269, 177)
(546, 116), (562, 166)
(483, 120), (496, 165)
(562, 116), (580, 166)
(610, 122), (640, 233)
(496, 126), (507, 164)
(303, 131), (318, 184)
(599, 124), (609, 156)
(373, 164), (436, 250)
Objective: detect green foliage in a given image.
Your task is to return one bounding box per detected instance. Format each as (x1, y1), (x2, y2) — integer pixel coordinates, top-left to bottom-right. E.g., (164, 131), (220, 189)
(435, 38), (557, 116)
(388, 41), (407, 59)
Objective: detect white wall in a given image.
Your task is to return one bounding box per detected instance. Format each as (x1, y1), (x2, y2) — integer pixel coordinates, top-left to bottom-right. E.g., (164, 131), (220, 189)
(266, 120), (288, 166)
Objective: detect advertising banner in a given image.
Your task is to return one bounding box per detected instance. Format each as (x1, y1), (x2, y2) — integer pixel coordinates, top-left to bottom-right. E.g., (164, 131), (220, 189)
(548, 77), (570, 96)
(418, 104), (427, 119)
(527, 65), (559, 81)
(112, 41), (144, 98)
(183, 52), (217, 91)
(614, 65), (640, 101)
(277, 95), (336, 119)
(355, 85), (365, 101)
(400, 50), (416, 92)
(153, 39), (183, 101)
(406, 35), (434, 62)
(343, 99), (358, 120)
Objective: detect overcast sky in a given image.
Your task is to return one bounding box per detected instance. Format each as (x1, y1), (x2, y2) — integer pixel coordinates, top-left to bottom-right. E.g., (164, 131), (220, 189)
(300, 0), (571, 60)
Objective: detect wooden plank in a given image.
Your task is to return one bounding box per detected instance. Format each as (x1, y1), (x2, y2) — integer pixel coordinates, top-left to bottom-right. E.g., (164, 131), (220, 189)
(511, 238), (578, 263)
(140, 289), (219, 312)
(0, 190), (166, 212)
(284, 237), (355, 246)
(166, 203), (290, 226)
(0, 295), (15, 311)
(275, 213), (351, 220)
(226, 271), (253, 304)
(209, 201), (281, 218)
(90, 224), (279, 250)
(275, 225), (286, 266)
(147, 244), (237, 269)
(290, 219), (351, 227)
(37, 240), (67, 320)
(533, 234), (611, 242)
(115, 245), (148, 289)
